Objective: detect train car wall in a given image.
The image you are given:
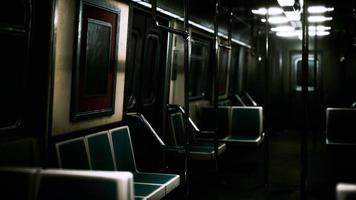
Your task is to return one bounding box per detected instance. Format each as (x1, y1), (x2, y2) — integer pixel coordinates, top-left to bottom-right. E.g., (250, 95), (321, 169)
(51, 0), (129, 136)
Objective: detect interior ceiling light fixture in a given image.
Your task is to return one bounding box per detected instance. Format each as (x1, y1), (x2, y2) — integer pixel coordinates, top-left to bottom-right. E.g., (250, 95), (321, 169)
(309, 31), (330, 36)
(271, 25), (295, 32)
(308, 6), (334, 14)
(268, 16), (289, 24)
(309, 25), (331, 31)
(252, 7), (267, 15)
(252, 7), (283, 15)
(268, 7), (284, 15)
(276, 31), (299, 37)
(308, 16), (332, 23)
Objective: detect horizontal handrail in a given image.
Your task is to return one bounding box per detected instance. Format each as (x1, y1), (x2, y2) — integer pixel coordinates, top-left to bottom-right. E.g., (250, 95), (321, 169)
(0, 120), (22, 132)
(151, 0), (189, 38)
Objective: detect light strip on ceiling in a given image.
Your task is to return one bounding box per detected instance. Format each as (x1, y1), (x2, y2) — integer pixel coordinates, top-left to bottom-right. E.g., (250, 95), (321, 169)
(268, 16), (289, 24)
(131, 0), (251, 48)
(251, 7), (284, 16)
(308, 16), (333, 23)
(308, 6), (334, 14)
(309, 25), (331, 31)
(271, 25), (294, 32)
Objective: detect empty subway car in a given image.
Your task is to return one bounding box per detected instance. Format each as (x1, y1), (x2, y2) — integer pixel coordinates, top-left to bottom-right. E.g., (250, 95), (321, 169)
(1, 0), (356, 199)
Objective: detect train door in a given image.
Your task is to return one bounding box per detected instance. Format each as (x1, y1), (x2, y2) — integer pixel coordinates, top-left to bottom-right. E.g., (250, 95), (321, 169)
(124, 7), (169, 136)
(0, 0), (52, 166)
(290, 51), (322, 130)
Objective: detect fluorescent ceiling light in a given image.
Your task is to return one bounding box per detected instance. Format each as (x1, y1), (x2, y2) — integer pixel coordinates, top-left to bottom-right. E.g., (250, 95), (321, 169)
(271, 25), (295, 32)
(284, 11), (301, 21)
(252, 7), (284, 15)
(276, 31), (299, 37)
(268, 7), (284, 15)
(308, 6), (334, 14)
(252, 8), (267, 15)
(268, 16), (289, 24)
(277, 0), (295, 7)
(309, 25), (331, 31)
(316, 31), (330, 36)
(309, 31), (330, 36)
(308, 16), (332, 23)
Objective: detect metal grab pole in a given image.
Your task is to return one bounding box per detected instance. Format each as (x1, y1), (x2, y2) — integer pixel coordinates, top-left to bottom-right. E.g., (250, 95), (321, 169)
(182, 0), (191, 198)
(301, 0), (309, 199)
(213, 0), (220, 170)
(151, 0), (190, 198)
(151, 0), (189, 38)
(264, 0), (270, 194)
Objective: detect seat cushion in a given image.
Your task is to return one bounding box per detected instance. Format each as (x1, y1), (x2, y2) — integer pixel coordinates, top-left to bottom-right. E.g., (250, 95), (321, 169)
(189, 143), (226, 160)
(221, 133), (264, 146)
(134, 183), (165, 200)
(134, 172), (180, 194)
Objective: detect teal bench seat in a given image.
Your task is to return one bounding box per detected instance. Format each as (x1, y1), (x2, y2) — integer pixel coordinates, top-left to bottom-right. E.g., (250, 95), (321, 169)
(56, 126), (180, 199)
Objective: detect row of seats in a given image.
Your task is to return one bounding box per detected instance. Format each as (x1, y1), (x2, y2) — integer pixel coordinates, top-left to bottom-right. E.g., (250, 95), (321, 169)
(56, 126), (180, 200)
(198, 106), (264, 146)
(167, 105), (226, 161)
(0, 167), (134, 200)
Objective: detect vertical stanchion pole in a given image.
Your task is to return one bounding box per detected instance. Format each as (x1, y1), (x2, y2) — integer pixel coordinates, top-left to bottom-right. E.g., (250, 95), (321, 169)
(213, 0), (220, 171)
(301, 0), (309, 199)
(312, 33), (318, 150)
(183, 0), (190, 198)
(264, 0), (270, 197)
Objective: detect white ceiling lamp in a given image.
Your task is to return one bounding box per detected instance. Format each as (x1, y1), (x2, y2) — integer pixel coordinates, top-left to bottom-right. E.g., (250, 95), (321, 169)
(309, 31), (330, 36)
(308, 16), (332, 23)
(316, 31), (330, 36)
(309, 25), (331, 31)
(268, 7), (284, 15)
(308, 6), (334, 14)
(271, 25), (295, 32)
(252, 7), (267, 15)
(277, 0), (295, 7)
(268, 16), (289, 24)
(252, 7), (284, 16)
(261, 18), (267, 23)
(276, 31), (299, 38)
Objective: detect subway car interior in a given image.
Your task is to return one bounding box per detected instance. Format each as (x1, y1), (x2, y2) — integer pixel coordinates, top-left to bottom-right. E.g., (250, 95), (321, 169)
(1, 0), (356, 199)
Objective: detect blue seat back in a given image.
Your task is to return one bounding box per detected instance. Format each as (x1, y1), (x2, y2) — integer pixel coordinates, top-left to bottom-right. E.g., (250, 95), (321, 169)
(56, 137), (91, 170)
(230, 106), (263, 138)
(169, 112), (188, 145)
(86, 131), (116, 171)
(109, 126), (137, 172)
(199, 106), (230, 138)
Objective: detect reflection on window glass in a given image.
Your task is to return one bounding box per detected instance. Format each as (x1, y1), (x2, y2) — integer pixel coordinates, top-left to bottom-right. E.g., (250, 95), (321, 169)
(218, 47), (229, 95)
(142, 34), (161, 105)
(229, 46), (239, 93)
(189, 39), (210, 99)
(295, 58), (318, 91)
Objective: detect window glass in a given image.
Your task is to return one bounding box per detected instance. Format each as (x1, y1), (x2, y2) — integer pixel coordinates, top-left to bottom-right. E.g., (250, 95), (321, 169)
(218, 47), (230, 95)
(188, 38), (210, 99)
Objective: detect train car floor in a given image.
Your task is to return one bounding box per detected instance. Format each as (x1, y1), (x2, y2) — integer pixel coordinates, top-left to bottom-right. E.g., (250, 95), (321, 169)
(188, 130), (335, 200)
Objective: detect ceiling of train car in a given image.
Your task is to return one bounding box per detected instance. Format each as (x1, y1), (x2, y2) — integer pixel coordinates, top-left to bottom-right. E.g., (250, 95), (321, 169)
(139, 0), (253, 45)
(136, 0), (356, 43)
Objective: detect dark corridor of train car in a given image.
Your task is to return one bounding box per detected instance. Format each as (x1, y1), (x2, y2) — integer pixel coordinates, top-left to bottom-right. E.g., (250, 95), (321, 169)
(1, 0), (356, 200)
